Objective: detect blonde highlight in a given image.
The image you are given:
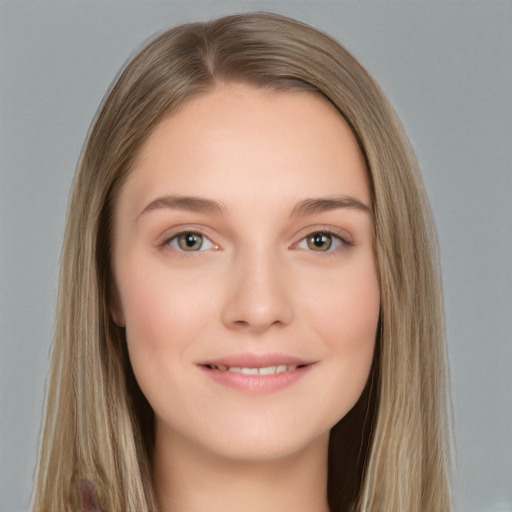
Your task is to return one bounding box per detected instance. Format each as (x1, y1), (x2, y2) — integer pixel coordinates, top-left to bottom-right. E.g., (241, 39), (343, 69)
(32, 12), (451, 512)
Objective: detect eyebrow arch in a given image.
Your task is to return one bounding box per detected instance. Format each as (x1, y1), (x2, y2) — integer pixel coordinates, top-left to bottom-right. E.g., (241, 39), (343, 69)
(290, 195), (372, 217)
(138, 194), (228, 219)
(137, 193), (371, 220)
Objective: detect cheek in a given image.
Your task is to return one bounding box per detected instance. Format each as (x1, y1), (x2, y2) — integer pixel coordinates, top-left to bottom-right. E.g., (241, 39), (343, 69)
(117, 264), (216, 377)
(307, 260), (380, 348)
(336, 277), (380, 350)
(304, 261), (380, 397)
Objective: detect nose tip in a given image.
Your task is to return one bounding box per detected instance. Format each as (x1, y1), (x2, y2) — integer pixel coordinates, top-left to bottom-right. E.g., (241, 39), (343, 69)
(221, 256), (294, 333)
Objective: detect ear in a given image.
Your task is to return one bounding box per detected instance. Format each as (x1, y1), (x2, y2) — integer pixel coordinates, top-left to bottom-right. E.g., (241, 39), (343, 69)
(109, 282), (126, 327)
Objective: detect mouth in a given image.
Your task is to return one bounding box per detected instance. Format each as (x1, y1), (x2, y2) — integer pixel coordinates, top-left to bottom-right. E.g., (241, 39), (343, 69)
(202, 363), (306, 375)
(198, 355), (314, 392)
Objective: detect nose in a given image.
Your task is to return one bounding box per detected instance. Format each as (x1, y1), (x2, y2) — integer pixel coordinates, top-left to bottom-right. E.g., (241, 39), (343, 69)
(221, 249), (294, 334)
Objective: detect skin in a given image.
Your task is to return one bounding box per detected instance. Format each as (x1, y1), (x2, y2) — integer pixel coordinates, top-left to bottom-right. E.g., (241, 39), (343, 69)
(112, 83), (380, 512)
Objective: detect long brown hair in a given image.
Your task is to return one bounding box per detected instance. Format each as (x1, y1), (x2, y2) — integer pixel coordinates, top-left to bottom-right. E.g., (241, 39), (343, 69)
(32, 12), (451, 511)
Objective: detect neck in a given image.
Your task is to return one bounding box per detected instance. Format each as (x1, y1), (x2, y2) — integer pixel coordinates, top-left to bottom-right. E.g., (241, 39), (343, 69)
(152, 427), (330, 512)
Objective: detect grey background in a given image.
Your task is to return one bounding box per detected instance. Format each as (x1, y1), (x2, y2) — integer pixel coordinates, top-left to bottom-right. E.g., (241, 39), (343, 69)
(1, 1), (511, 511)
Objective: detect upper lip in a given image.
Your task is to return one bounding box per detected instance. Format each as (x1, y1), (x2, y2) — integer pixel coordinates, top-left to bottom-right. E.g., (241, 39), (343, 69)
(199, 352), (313, 368)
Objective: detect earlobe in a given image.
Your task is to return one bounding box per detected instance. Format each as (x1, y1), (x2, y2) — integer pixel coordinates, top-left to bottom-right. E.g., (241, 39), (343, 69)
(109, 284), (126, 327)
(111, 309), (125, 328)
(110, 305), (125, 328)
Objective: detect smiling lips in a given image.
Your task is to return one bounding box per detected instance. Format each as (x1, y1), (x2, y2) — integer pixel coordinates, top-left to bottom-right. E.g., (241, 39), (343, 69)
(205, 363), (298, 375)
(199, 354), (314, 392)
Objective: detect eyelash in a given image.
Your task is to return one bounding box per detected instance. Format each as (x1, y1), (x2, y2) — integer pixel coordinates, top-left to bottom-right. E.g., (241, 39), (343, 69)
(163, 229), (351, 254)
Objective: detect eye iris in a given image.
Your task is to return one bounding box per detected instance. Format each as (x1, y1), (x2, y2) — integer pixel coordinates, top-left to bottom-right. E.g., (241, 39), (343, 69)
(178, 232), (203, 251)
(307, 232), (332, 251)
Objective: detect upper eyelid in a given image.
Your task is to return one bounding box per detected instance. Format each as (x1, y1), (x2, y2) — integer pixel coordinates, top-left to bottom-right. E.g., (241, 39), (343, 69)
(294, 225), (353, 243)
(165, 230), (210, 241)
(166, 230), (215, 245)
(159, 224), (217, 243)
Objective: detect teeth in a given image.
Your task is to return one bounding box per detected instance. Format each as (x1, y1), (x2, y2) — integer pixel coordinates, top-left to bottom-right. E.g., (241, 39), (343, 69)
(240, 367), (259, 375)
(211, 364), (298, 374)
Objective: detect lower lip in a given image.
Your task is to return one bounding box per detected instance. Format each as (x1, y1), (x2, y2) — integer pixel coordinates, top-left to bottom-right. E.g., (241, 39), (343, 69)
(199, 365), (312, 393)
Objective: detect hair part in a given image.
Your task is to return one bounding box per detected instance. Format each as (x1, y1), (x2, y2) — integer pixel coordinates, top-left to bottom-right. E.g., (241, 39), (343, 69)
(32, 12), (451, 512)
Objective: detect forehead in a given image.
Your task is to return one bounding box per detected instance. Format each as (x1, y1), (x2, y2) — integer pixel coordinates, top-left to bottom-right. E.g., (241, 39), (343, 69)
(121, 83), (369, 215)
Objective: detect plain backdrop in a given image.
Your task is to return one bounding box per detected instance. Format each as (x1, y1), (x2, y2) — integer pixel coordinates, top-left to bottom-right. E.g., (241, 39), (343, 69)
(1, 2), (511, 511)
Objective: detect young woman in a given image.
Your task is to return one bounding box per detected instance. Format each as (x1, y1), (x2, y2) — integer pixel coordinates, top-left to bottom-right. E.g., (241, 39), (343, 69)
(32, 12), (452, 512)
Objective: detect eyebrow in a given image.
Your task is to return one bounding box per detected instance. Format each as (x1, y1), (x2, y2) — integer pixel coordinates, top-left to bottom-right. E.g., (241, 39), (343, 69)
(137, 193), (371, 220)
(138, 195), (228, 219)
(289, 195), (371, 217)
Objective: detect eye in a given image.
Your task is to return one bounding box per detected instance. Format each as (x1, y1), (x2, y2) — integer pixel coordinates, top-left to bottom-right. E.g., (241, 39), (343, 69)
(297, 231), (345, 252)
(168, 231), (215, 252)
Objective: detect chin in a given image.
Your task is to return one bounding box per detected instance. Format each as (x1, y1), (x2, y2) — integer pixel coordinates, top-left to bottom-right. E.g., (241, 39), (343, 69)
(201, 428), (330, 464)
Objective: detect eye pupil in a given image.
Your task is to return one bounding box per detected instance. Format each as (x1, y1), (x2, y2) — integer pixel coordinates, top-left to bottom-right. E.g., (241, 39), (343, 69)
(307, 232), (332, 251)
(179, 232), (203, 251)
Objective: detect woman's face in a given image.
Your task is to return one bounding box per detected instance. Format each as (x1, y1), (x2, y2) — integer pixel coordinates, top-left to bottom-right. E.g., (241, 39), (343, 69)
(112, 83), (380, 462)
